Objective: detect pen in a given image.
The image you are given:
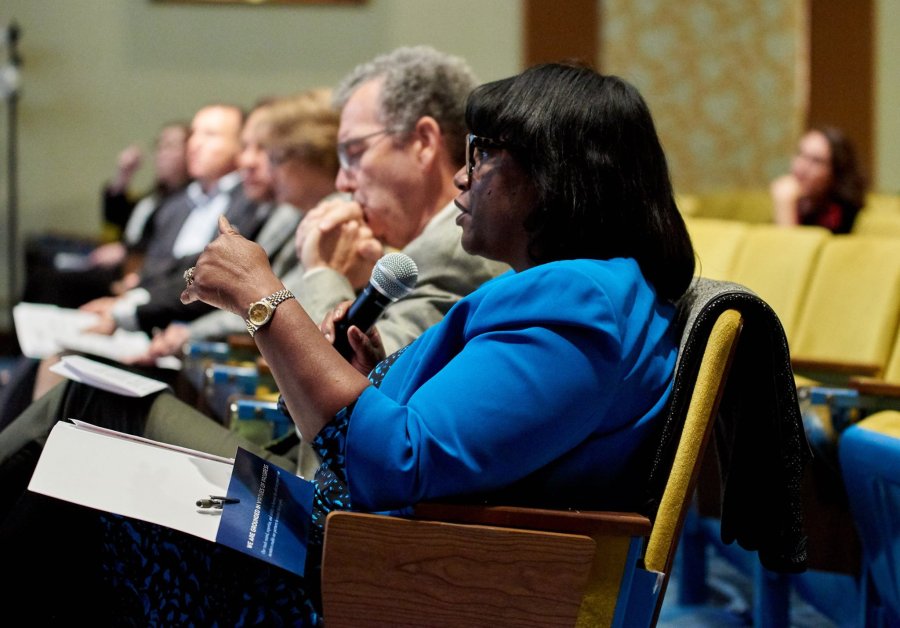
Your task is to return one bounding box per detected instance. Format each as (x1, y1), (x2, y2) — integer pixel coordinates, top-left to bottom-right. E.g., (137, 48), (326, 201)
(196, 495), (240, 509)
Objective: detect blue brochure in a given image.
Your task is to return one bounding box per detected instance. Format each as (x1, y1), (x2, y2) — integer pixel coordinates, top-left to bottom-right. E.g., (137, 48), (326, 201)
(216, 447), (315, 577)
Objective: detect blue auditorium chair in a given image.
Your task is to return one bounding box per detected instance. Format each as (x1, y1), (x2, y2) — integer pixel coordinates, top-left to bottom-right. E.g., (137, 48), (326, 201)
(839, 410), (900, 627)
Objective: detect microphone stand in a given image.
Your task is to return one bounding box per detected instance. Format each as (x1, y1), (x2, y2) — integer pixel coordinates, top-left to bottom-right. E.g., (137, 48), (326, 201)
(2, 21), (22, 332)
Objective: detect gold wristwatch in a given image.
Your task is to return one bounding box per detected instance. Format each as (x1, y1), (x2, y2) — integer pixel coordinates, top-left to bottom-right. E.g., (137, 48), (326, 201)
(245, 288), (295, 338)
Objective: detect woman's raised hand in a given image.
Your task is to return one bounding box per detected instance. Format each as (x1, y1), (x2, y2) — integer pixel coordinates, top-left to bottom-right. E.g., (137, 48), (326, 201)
(181, 216), (284, 317)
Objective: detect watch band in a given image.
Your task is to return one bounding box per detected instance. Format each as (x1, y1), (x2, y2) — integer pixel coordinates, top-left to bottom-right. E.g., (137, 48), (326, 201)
(245, 288), (295, 338)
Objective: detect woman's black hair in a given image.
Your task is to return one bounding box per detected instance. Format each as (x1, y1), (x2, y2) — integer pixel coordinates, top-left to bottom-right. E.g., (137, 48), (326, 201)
(465, 62), (695, 300)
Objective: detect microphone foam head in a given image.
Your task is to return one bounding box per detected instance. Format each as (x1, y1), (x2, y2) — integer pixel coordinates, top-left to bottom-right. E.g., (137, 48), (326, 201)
(371, 252), (419, 301)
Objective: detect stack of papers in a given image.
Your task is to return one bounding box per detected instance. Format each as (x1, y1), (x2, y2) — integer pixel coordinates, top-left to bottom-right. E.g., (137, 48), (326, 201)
(13, 302), (180, 369)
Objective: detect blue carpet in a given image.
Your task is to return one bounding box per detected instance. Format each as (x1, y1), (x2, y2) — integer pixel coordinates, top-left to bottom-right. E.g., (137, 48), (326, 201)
(659, 546), (841, 627)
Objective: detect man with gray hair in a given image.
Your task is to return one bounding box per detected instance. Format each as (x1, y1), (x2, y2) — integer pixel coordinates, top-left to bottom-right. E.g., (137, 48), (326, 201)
(253, 45), (508, 476)
(288, 45), (506, 357)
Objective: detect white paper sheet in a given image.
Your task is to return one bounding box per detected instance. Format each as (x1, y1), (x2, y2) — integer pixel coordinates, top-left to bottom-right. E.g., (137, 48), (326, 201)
(28, 421), (235, 542)
(13, 302), (99, 358)
(13, 302), (181, 369)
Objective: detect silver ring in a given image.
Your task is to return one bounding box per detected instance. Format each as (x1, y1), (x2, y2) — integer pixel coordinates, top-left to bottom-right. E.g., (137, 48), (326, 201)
(183, 266), (195, 286)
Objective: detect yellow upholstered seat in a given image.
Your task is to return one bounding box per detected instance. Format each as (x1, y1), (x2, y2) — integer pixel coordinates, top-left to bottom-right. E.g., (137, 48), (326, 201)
(728, 224), (830, 342)
(862, 192), (900, 214)
(790, 235), (900, 383)
(885, 330), (900, 383)
(852, 209), (900, 238)
(693, 188), (773, 223)
(800, 325), (900, 441)
(684, 217), (749, 281)
(675, 192), (701, 217)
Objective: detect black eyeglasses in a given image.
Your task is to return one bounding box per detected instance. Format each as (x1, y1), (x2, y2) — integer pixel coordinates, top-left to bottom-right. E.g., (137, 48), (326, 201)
(466, 133), (506, 185)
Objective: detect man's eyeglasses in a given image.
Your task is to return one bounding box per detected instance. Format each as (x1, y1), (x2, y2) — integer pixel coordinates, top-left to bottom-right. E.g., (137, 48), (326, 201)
(466, 133), (506, 185)
(337, 128), (397, 172)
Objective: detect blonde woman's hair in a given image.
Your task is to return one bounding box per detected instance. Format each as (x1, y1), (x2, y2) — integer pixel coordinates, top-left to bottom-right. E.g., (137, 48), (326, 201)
(257, 88), (340, 176)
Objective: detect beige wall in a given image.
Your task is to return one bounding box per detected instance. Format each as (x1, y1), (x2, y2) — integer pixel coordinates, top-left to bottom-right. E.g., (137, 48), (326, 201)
(875, 0), (900, 193)
(602, 0), (807, 195)
(0, 0), (522, 322)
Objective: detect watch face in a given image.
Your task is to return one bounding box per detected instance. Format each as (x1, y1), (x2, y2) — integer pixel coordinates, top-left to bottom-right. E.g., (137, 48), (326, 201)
(248, 301), (273, 326)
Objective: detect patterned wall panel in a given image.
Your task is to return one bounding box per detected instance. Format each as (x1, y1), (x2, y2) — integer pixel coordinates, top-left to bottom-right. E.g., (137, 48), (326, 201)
(602, 0), (808, 194)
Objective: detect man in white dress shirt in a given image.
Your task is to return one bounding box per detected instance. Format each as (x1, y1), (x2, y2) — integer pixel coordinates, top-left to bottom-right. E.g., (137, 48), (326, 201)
(82, 103), (267, 334)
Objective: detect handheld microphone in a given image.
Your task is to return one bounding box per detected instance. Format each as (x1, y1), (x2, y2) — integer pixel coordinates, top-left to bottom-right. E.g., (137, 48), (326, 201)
(332, 252), (418, 359)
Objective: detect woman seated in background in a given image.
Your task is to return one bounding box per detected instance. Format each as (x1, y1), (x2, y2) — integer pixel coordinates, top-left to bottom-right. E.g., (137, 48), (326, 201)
(770, 125), (867, 234)
(6, 61), (696, 624)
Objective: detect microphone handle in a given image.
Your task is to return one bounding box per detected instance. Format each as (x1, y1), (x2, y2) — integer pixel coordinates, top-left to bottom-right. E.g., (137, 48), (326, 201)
(332, 284), (394, 360)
